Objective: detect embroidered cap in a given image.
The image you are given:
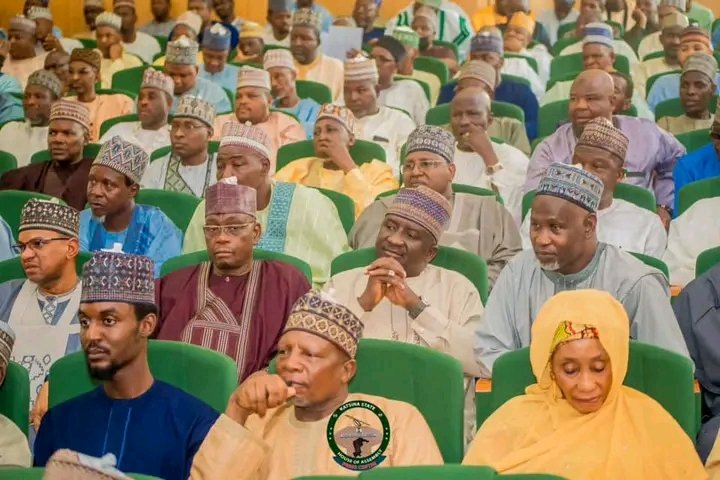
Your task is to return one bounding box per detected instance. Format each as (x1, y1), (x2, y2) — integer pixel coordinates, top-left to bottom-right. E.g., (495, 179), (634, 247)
(660, 11), (689, 30)
(458, 60), (497, 91)
(140, 68), (174, 97)
(70, 48), (102, 71)
(681, 52), (718, 83)
(205, 179), (257, 217)
(583, 22), (614, 49)
(49, 100), (91, 133)
(28, 6), (53, 21)
(9, 15), (37, 34)
(471, 28), (504, 55)
(284, 290), (364, 358)
(537, 163), (604, 213)
(392, 26), (420, 49)
(219, 121), (272, 160)
(576, 117), (629, 163)
(95, 12), (122, 31)
(316, 104), (355, 133)
(263, 48), (296, 72)
(344, 54), (379, 83)
(176, 11), (203, 37)
(166, 35), (200, 65)
(405, 124), (455, 164)
(202, 23), (231, 51)
(680, 26), (711, 49)
(93, 136), (149, 184)
(0, 322), (15, 368)
(45, 450), (131, 480)
(237, 66), (271, 90)
(81, 252), (155, 305)
(374, 36), (407, 63)
(387, 186), (451, 242)
(174, 96), (216, 128)
(27, 69), (63, 98)
(239, 21), (264, 39)
(292, 8), (322, 33)
(20, 199), (80, 238)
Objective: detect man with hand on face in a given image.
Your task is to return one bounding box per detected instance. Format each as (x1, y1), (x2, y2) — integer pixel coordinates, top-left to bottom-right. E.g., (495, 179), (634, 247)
(165, 36), (232, 115)
(188, 290), (443, 478)
(624, 0), (661, 52)
(520, 118), (667, 257)
(80, 136), (182, 277)
(33, 251), (218, 480)
(0, 69), (61, 166)
(199, 23), (239, 93)
(637, 0), (686, 60)
(536, 0), (579, 45)
(155, 175), (310, 381)
(2, 15), (48, 89)
(1, 99), (94, 211)
(264, 0), (293, 47)
(93, 12), (143, 89)
(264, 49), (320, 139)
(140, 0), (176, 38)
(290, 8), (344, 103)
(371, 35), (430, 126)
(27, 7), (83, 55)
(114, 0), (161, 64)
(656, 52), (717, 135)
(391, 26), (441, 105)
(275, 104), (398, 218)
(142, 96), (216, 197)
(43, 50), (69, 96)
(235, 22), (265, 64)
(412, 6), (458, 75)
(213, 66), (305, 173)
(182, 123), (349, 286)
(100, 69), (173, 156)
(476, 162), (689, 375)
(327, 185), (487, 441)
(350, 125), (521, 288)
(526, 69), (685, 229)
(502, 12), (549, 94)
(0, 201), (82, 430)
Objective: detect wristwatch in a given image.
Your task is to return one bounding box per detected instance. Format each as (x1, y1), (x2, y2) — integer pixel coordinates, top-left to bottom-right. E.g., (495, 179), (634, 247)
(408, 296), (429, 320)
(657, 204), (673, 217)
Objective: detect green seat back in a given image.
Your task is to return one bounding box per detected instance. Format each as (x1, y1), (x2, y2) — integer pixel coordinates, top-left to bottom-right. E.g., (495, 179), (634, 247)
(0, 190), (61, 237)
(645, 70), (680, 99)
(501, 73), (531, 89)
(0, 468), (160, 479)
(629, 252), (669, 279)
(276, 139), (386, 172)
(538, 100), (569, 138)
(223, 87), (235, 109)
(77, 38), (97, 49)
(549, 53), (630, 80)
(676, 129), (711, 153)
(331, 246), (488, 304)
(360, 466), (497, 479)
(136, 189), (202, 233)
(477, 342), (697, 440)
(49, 340), (238, 412)
(677, 177), (720, 216)
(0, 253), (93, 285)
(160, 248), (313, 283)
(413, 56), (449, 85)
(312, 187), (355, 235)
(394, 75), (431, 103)
(270, 339), (466, 463)
(505, 52), (539, 74)
(696, 246), (720, 278)
(530, 136), (545, 153)
(0, 362), (30, 436)
(433, 40), (459, 59)
(0, 151), (18, 176)
(642, 50), (666, 62)
(377, 184), (503, 206)
(31, 143), (102, 164)
(552, 36), (580, 56)
(655, 95), (718, 122)
(111, 65), (160, 96)
(426, 101), (525, 126)
(99, 113), (139, 138)
(153, 35), (168, 53)
(296, 79), (332, 104)
(522, 183), (655, 220)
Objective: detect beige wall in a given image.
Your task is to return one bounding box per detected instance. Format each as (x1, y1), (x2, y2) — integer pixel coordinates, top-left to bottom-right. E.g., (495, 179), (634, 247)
(0, 0), (717, 38)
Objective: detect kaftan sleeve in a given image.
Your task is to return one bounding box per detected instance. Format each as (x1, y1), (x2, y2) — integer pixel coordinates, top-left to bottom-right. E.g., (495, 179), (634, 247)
(182, 202), (206, 255)
(486, 147), (529, 226)
(386, 402), (444, 467)
(344, 162), (399, 218)
(653, 124), (685, 209)
(145, 212), (183, 277)
(523, 137), (553, 193)
(663, 215), (700, 288)
(483, 203), (522, 288)
(190, 415), (270, 480)
(621, 272), (691, 359)
(643, 213), (668, 259)
(348, 199), (388, 249)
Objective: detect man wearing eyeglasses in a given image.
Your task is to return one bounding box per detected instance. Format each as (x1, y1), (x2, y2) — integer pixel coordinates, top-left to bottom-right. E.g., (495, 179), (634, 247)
(0, 200), (82, 430)
(349, 125), (521, 288)
(142, 95), (216, 197)
(154, 177), (310, 382)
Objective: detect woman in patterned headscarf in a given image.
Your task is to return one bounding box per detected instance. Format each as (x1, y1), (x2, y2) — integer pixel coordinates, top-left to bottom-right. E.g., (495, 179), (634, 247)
(464, 289), (706, 479)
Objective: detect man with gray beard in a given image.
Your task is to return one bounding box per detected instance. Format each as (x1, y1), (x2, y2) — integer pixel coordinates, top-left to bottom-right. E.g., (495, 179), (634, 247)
(474, 162), (689, 375)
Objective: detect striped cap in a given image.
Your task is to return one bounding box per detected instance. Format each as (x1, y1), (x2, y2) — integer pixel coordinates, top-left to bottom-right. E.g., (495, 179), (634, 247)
(537, 163), (604, 213)
(219, 121), (272, 160)
(9, 15), (37, 34)
(583, 22), (614, 49)
(344, 54), (379, 83)
(680, 26), (711, 49)
(576, 117), (629, 163)
(50, 100), (91, 133)
(0, 322), (14, 368)
(316, 103), (355, 133)
(70, 48), (101, 70)
(263, 48), (296, 72)
(458, 60), (496, 91)
(95, 12), (122, 31)
(237, 66), (271, 90)
(81, 252), (155, 304)
(682, 52), (718, 82)
(140, 68), (174, 97)
(387, 186), (452, 242)
(20, 200), (80, 238)
(28, 69), (63, 98)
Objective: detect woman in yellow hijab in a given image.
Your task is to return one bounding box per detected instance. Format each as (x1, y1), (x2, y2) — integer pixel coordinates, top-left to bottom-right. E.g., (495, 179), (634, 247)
(463, 289), (706, 479)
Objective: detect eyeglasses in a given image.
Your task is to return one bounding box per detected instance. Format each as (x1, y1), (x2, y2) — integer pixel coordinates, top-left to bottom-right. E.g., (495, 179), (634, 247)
(203, 223), (254, 238)
(12, 237), (71, 254)
(170, 122), (206, 133)
(402, 160), (446, 172)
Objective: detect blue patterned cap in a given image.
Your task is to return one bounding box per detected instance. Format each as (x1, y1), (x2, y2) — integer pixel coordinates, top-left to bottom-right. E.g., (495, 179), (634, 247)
(405, 125), (456, 164)
(471, 28), (504, 55)
(93, 136), (149, 184)
(201, 23), (231, 51)
(81, 252), (155, 305)
(387, 186), (451, 242)
(583, 22), (614, 49)
(537, 163), (604, 213)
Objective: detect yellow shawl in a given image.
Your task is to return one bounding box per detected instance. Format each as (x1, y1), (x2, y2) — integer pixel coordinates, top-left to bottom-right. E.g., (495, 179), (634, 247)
(463, 289), (707, 480)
